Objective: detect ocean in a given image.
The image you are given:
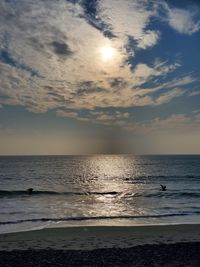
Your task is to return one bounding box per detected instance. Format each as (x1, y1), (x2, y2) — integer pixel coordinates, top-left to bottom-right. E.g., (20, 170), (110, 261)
(0, 155), (200, 233)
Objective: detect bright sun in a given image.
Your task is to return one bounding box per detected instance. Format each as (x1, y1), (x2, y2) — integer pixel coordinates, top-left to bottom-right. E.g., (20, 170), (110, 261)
(101, 46), (115, 62)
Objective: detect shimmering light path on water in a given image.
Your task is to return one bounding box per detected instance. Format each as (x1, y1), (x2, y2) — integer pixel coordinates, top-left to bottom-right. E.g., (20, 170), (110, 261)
(0, 155), (200, 233)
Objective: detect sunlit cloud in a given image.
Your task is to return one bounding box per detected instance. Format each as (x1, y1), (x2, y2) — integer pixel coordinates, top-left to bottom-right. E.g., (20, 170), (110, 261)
(123, 111), (200, 135)
(159, 2), (200, 35)
(0, 0), (200, 130)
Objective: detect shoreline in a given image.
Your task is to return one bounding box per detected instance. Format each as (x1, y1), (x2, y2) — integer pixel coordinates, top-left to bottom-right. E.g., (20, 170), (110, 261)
(1, 224), (200, 251)
(1, 224), (200, 266)
(2, 216), (200, 235)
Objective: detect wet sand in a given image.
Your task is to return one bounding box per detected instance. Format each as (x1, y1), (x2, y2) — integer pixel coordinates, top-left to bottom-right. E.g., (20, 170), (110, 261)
(0, 224), (200, 266)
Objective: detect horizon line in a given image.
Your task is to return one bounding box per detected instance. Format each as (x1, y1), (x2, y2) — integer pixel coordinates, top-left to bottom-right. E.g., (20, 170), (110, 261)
(0, 153), (200, 157)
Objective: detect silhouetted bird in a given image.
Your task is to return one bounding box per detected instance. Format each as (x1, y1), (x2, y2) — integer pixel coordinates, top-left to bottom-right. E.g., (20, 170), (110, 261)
(27, 188), (34, 194)
(160, 184), (166, 191)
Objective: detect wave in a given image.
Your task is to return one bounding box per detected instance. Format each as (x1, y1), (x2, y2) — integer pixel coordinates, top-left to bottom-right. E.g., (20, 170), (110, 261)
(1, 190), (200, 199)
(125, 175), (200, 182)
(145, 192), (200, 198)
(0, 190), (118, 197)
(121, 191), (200, 199)
(1, 212), (200, 225)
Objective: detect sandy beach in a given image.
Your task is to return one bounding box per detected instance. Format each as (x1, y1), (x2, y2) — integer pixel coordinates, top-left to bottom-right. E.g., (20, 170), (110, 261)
(0, 224), (200, 266)
(1, 224), (200, 250)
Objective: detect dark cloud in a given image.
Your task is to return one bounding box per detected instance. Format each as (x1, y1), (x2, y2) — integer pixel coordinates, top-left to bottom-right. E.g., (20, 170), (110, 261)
(51, 41), (73, 57)
(103, 30), (117, 38)
(28, 37), (45, 52)
(44, 87), (74, 104)
(75, 81), (106, 96)
(84, 16), (116, 38)
(0, 49), (41, 77)
(109, 78), (128, 89)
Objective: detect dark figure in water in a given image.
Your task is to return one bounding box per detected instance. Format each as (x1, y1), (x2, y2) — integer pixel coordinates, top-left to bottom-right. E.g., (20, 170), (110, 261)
(27, 188), (34, 194)
(160, 184), (166, 191)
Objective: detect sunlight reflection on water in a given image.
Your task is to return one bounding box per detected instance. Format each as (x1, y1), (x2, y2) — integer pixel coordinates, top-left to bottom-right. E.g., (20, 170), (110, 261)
(1, 155), (200, 233)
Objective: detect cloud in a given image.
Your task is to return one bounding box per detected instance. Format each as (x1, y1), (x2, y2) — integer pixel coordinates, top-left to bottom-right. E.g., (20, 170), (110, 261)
(0, 49), (41, 77)
(133, 62), (169, 80)
(57, 109), (130, 127)
(56, 110), (79, 118)
(160, 2), (200, 35)
(131, 61), (181, 86)
(143, 74), (197, 93)
(164, 75), (196, 87)
(137, 30), (160, 49)
(124, 111), (200, 134)
(0, 0), (199, 125)
(98, 0), (160, 48)
(189, 90), (200, 96)
(154, 88), (185, 105)
(78, 0), (116, 38)
(75, 81), (107, 96)
(108, 77), (128, 89)
(93, 111), (130, 124)
(50, 41), (73, 57)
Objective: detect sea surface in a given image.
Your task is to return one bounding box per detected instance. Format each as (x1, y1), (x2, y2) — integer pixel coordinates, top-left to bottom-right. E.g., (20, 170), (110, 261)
(0, 155), (200, 233)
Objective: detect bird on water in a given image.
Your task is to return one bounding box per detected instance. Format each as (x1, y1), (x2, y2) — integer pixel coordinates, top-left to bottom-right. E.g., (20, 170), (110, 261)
(160, 184), (167, 191)
(27, 188), (34, 194)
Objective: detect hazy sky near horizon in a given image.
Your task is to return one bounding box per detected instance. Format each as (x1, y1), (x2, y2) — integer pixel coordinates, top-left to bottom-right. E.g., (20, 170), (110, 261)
(0, 0), (200, 155)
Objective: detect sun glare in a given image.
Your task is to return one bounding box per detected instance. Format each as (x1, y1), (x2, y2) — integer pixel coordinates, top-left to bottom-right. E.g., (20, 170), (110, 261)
(101, 46), (115, 62)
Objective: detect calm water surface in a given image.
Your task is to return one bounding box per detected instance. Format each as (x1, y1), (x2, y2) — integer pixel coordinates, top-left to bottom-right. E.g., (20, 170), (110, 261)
(0, 155), (200, 233)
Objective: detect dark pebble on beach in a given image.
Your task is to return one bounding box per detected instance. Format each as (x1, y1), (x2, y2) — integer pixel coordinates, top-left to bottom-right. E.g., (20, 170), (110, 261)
(0, 242), (200, 267)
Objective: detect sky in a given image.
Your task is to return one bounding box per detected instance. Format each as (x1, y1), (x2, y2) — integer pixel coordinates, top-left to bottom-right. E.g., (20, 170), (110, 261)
(0, 0), (200, 155)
